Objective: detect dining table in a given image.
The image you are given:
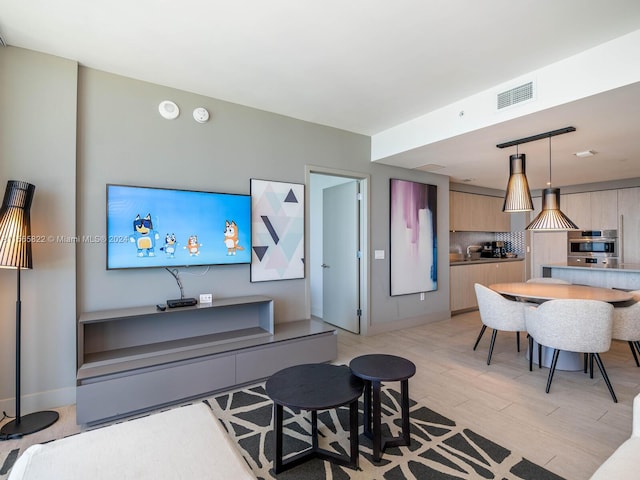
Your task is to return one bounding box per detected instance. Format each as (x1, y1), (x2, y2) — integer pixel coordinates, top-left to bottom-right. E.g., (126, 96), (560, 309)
(489, 282), (634, 304)
(489, 282), (635, 370)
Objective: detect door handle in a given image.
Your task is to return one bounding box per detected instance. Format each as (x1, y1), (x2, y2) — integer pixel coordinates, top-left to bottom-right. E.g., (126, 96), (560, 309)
(321, 264), (330, 268)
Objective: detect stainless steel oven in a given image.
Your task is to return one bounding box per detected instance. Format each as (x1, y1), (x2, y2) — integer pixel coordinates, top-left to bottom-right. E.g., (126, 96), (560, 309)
(567, 230), (618, 267)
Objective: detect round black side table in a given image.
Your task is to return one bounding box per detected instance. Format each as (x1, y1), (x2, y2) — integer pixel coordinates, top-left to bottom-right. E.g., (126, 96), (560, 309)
(349, 354), (416, 462)
(265, 363), (364, 474)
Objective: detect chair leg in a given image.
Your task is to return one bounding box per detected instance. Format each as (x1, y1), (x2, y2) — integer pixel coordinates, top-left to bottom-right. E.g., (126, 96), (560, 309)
(473, 325), (487, 351)
(528, 335), (534, 372)
(516, 331), (520, 352)
(590, 353), (595, 379)
(538, 343), (542, 369)
(628, 341), (640, 367)
(545, 349), (560, 394)
(592, 353), (618, 403)
(634, 342), (640, 367)
(583, 353), (588, 374)
(487, 329), (498, 365)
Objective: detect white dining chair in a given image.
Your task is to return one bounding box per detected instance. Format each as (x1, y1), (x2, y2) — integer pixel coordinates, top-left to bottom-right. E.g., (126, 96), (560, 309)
(525, 299), (617, 402)
(612, 290), (640, 367)
(473, 283), (527, 365)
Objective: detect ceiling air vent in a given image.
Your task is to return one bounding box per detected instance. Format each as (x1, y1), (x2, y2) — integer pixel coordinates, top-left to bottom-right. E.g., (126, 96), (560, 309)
(497, 81), (533, 110)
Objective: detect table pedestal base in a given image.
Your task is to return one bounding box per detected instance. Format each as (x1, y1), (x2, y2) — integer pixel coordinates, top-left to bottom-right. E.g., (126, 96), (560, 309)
(273, 400), (360, 474)
(527, 339), (583, 371)
(362, 379), (411, 463)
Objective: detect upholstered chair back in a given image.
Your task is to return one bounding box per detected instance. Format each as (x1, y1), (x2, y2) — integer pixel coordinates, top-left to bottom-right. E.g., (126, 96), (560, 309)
(474, 283), (526, 332)
(612, 290), (640, 342)
(525, 299), (613, 353)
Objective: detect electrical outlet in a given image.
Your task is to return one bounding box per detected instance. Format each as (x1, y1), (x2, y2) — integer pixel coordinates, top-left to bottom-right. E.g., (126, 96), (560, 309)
(420, 292), (425, 301)
(199, 293), (213, 304)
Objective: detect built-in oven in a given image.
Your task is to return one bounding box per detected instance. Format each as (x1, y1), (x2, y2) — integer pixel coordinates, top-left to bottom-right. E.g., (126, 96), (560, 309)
(567, 230), (618, 267)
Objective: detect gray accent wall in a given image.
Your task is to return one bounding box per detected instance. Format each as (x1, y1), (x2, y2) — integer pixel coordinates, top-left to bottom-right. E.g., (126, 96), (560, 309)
(2, 46), (451, 412)
(0, 47), (78, 412)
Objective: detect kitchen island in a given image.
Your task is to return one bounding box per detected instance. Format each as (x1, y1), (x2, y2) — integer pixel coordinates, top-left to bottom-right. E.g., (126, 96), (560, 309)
(542, 263), (640, 290)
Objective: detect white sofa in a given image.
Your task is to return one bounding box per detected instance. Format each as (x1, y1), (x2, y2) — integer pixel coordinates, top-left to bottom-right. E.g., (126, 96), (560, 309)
(590, 393), (640, 479)
(8, 403), (256, 480)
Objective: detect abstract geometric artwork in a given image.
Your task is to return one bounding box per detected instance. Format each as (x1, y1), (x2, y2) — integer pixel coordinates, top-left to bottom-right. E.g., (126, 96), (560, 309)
(390, 178), (438, 296)
(250, 179), (305, 282)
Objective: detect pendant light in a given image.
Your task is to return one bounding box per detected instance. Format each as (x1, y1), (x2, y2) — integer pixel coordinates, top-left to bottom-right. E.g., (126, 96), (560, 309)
(502, 145), (533, 212)
(526, 136), (579, 231)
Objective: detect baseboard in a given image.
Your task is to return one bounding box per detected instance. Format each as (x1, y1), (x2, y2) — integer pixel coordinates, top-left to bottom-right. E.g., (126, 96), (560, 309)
(0, 386), (76, 416)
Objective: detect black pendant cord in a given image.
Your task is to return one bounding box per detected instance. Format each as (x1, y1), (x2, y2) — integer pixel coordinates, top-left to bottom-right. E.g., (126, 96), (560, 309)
(548, 136), (552, 188)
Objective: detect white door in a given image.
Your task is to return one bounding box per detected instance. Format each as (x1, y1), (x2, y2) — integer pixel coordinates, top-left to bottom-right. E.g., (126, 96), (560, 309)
(322, 181), (360, 333)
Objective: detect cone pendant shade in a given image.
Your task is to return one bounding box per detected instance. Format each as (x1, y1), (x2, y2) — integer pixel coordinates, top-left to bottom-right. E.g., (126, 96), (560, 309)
(502, 154), (533, 212)
(526, 188), (579, 231)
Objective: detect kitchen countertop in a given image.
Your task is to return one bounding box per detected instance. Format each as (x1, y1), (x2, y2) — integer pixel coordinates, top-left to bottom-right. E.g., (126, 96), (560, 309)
(450, 257), (524, 266)
(543, 263), (640, 273)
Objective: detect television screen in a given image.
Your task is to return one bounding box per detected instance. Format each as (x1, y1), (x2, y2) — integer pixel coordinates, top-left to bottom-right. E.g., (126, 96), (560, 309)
(106, 184), (251, 269)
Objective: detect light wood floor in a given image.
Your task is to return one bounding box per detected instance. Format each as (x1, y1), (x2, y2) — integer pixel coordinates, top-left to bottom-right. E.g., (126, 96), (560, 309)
(335, 310), (637, 480)
(1, 310), (637, 479)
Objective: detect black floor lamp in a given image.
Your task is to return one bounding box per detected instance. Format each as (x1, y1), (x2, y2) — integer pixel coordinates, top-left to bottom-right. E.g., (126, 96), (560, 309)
(0, 180), (58, 438)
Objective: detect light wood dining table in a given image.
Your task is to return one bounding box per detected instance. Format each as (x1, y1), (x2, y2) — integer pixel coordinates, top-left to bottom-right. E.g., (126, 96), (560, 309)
(488, 282), (635, 370)
(489, 282), (634, 304)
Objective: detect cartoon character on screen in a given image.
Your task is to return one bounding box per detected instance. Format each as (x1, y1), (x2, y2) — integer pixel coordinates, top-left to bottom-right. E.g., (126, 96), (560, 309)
(159, 233), (178, 258)
(224, 220), (245, 256)
(130, 213), (160, 257)
(185, 235), (202, 256)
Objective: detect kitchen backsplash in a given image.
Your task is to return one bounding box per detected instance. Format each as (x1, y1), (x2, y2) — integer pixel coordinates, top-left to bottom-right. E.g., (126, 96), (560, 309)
(450, 231), (526, 256)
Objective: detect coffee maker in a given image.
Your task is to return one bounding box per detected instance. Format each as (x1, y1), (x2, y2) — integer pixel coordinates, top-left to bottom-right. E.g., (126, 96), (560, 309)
(491, 241), (506, 258)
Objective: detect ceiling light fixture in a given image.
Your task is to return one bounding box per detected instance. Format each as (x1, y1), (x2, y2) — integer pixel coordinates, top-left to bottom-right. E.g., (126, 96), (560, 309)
(526, 135), (579, 231)
(501, 144), (533, 212)
(497, 128), (576, 214)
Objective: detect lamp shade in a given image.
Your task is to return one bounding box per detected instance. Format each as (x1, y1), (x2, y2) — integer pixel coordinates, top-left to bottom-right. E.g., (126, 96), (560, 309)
(0, 180), (35, 268)
(526, 188), (579, 231)
(502, 154), (533, 212)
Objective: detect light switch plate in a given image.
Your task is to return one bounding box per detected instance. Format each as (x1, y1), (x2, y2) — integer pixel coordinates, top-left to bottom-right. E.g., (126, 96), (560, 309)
(199, 293), (213, 304)
(374, 250), (385, 260)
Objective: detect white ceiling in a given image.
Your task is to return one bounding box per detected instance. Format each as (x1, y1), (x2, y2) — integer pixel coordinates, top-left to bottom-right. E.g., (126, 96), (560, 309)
(2, 0), (640, 190)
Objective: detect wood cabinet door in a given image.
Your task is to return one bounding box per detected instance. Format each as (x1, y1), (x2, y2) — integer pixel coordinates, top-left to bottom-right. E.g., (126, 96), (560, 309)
(590, 190), (618, 230)
(450, 263), (497, 311)
(450, 191), (510, 232)
(562, 192), (591, 230)
(495, 261), (524, 283)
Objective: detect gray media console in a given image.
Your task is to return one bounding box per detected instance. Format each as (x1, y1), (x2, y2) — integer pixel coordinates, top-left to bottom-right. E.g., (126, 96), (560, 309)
(76, 295), (337, 424)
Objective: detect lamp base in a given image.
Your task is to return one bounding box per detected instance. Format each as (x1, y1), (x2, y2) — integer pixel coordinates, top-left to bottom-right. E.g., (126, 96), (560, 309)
(0, 410), (59, 438)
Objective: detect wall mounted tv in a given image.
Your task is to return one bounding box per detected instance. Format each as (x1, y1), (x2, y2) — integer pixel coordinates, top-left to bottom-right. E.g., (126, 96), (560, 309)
(106, 184), (251, 269)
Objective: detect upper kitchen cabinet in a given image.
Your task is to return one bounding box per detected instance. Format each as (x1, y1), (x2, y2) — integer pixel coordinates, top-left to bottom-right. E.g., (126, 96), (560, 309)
(618, 187), (640, 264)
(450, 191), (510, 232)
(562, 190), (618, 231)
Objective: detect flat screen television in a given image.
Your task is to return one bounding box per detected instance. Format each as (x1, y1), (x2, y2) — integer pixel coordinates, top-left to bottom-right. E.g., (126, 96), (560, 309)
(106, 184), (251, 269)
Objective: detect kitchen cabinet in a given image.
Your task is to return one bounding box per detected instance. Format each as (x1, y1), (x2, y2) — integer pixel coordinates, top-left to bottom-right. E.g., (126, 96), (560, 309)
(618, 187), (640, 264)
(528, 196), (569, 278)
(450, 191), (510, 232)
(562, 190), (618, 230)
(450, 260), (524, 311)
(591, 190), (618, 230)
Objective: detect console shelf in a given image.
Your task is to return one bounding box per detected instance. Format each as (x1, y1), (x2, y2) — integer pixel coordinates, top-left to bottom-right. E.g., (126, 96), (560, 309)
(76, 295), (337, 425)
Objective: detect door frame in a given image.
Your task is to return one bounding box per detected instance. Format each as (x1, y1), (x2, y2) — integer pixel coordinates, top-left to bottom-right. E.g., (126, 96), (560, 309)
(305, 165), (370, 336)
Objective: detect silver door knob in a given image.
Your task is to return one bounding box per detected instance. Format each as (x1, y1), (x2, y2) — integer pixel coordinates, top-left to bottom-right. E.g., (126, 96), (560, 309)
(321, 264), (330, 268)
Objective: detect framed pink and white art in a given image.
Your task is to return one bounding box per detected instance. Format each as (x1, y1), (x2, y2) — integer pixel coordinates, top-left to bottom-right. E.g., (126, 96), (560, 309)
(390, 178), (438, 296)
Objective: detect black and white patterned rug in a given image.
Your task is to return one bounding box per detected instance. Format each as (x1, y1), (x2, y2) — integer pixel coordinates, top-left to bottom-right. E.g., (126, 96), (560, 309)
(206, 383), (565, 480)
